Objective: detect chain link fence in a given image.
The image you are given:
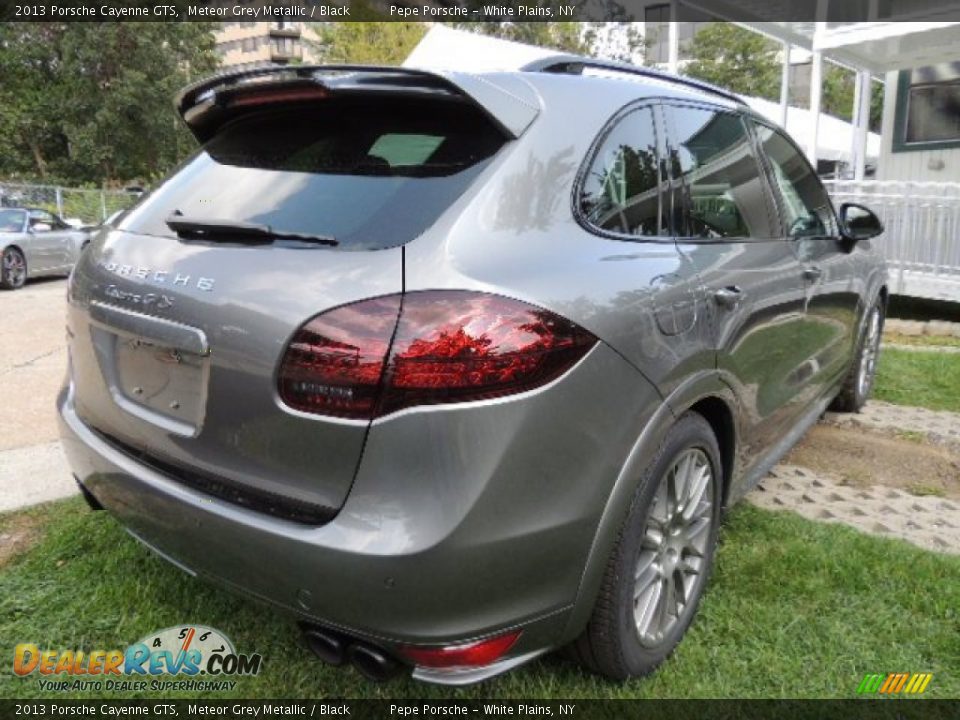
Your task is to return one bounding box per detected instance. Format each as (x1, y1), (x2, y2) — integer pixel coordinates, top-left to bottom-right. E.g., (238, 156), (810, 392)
(0, 181), (140, 227)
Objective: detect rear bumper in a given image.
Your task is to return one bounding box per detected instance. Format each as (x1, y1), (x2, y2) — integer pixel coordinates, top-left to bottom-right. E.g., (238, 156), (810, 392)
(58, 341), (661, 680)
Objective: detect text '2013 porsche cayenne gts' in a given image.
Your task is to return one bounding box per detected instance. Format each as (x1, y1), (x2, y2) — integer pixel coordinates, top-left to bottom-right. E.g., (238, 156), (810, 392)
(59, 58), (888, 685)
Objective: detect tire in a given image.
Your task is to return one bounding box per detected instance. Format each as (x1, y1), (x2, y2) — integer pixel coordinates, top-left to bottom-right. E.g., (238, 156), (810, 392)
(568, 412), (722, 680)
(0, 246), (27, 290)
(831, 298), (884, 413)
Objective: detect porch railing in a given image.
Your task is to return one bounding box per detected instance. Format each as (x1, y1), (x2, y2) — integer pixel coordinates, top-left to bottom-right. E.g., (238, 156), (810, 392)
(824, 180), (960, 303)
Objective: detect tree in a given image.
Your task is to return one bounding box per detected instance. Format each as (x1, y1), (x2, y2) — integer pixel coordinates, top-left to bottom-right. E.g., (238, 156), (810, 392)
(0, 23), (219, 185)
(309, 22), (426, 66)
(683, 23), (780, 100)
(822, 64), (884, 132)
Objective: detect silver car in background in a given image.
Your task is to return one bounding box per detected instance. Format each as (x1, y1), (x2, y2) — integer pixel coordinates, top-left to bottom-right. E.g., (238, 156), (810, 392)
(58, 58), (887, 685)
(0, 207), (88, 290)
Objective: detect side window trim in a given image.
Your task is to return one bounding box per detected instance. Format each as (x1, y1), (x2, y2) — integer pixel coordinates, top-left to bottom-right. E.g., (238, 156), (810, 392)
(749, 117), (840, 238)
(660, 99), (778, 243)
(572, 98), (672, 243)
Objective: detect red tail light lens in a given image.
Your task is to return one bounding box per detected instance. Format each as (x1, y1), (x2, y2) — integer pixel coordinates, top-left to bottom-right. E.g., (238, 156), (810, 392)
(398, 630), (521, 669)
(277, 295), (401, 419)
(278, 292), (597, 420)
(379, 291), (597, 416)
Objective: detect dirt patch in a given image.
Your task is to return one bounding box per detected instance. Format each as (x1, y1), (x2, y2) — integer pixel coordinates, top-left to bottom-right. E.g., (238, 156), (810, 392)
(786, 424), (960, 500)
(0, 513), (45, 567)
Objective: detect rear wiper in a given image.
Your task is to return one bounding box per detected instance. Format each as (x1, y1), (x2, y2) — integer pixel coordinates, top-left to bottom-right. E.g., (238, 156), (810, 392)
(165, 215), (338, 247)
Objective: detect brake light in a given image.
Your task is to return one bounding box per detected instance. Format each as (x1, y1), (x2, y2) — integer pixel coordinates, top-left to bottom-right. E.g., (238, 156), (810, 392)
(278, 291), (597, 420)
(397, 630), (521, 669)
(277, 295), (401, 420)
(228, 86), (329, 108)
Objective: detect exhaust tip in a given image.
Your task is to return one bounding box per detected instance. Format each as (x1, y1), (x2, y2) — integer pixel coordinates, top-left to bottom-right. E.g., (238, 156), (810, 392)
(347, 643), (401, 683)
(301, 626), (346, 667)
(75, 477), (103, 511)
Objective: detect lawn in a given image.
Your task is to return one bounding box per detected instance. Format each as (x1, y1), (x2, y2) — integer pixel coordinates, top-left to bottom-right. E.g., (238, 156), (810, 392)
(2, 498), (958, 700)
(874, 347), (960, 413)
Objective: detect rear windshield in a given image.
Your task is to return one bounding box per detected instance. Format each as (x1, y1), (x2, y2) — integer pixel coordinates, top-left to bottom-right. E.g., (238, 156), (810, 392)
(118, 96), (506, 250)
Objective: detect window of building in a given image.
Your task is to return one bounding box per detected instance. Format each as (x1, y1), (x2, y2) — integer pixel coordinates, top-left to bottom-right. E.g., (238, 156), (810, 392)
(667, 106), (773, 239)
(894, 63), (960, 152)
(643, 5), (670, 65)
(578, 107), (667, 238)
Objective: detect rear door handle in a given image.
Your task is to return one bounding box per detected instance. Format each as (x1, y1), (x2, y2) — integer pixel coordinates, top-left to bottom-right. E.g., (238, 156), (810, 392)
(803, 266), (823, 281)
(713, 286), (743, 309)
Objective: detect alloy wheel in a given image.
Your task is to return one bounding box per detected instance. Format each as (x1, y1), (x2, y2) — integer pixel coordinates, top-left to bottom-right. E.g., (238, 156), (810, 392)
(633, 448), (714, 648)
(857, 307), (882, 399)
(3, 250), (26, 287)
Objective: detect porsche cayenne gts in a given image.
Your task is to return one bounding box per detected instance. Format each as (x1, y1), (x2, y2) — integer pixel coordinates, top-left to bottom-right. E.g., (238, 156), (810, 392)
(59, 57), (887, 685)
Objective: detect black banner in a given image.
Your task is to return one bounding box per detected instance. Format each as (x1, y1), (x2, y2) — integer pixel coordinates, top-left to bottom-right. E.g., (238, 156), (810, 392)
(2, 700), (960, 720)
(4, 0), (960, 23)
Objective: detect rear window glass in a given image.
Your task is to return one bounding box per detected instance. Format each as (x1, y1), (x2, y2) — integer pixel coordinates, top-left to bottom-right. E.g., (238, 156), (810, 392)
(118, 97), (506, 250)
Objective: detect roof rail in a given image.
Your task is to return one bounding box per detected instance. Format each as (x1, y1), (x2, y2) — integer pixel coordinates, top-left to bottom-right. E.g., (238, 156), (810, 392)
(521, 55), (745, 107)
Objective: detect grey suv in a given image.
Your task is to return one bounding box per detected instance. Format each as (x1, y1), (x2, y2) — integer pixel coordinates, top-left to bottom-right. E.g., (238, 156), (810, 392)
(58, 58), (887, 685)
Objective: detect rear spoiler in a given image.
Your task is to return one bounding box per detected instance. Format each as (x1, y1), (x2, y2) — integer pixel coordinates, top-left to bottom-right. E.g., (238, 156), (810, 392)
(175, 64), (540, 143)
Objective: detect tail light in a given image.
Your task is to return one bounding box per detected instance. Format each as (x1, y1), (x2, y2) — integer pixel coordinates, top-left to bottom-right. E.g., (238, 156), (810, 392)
(278, 291), (597, 420)
(397, 630), (521, 669)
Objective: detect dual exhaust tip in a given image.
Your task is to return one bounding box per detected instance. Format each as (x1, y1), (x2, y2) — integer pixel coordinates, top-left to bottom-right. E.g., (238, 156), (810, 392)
(301, 625), (401, 683)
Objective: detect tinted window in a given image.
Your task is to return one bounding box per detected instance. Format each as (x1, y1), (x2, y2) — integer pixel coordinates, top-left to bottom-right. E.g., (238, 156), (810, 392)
(119, 97), (505, 250)
(667, 106), (773, 239)
(753, 123), (837, 238)
(579, 107), (666, 237)
(0, 209), (26, 232)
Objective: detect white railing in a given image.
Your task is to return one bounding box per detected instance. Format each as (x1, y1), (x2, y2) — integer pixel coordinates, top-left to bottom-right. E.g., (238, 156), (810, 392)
(825, 180), (960, 303)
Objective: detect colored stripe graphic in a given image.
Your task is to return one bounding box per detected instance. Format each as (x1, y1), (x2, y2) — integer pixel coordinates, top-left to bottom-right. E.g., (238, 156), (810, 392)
(858, 672), (932, 694)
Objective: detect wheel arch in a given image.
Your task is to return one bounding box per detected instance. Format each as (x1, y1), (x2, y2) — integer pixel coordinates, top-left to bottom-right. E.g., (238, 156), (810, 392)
(560, 370), (739, 643)
(684, 395), (736, 508)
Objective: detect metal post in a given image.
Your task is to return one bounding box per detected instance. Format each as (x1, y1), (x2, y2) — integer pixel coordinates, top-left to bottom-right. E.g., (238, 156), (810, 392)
(808, 51), (823, 164)
(780, 41), (791, 127)
(100, 190), (107, 222)
(853, 70), (872, 181)
(55, 186), (63, 218)
(667, 0), (679, 76)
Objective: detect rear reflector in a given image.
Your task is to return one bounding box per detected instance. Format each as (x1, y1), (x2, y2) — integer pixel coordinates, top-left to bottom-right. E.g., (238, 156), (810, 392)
(278, 291), (597, 420)
(397, 630), (521, 669)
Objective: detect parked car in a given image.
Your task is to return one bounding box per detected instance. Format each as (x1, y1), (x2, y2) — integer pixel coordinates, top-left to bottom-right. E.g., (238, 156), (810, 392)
(0, 207), (89, 290)
(58, 59), (887, 685)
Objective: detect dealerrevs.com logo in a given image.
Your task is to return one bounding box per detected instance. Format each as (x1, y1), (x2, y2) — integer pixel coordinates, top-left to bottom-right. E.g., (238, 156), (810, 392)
(14, 625), (263, 692)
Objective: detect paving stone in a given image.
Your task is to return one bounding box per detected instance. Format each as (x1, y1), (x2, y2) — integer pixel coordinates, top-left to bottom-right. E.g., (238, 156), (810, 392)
(749, 464), (960, 555)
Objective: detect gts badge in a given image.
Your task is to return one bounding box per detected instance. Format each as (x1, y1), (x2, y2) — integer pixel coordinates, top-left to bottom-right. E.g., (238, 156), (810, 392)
(104, 285), (174, 310)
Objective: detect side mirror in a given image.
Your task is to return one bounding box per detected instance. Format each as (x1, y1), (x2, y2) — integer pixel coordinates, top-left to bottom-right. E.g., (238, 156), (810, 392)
(30, 222), (52, 233)
(839, 203), (883, 242)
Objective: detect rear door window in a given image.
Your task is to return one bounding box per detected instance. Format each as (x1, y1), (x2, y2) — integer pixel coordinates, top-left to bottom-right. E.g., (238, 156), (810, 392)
(118, 96), (506, 250)
(665, 105), (775, 239)
(578, 106), (668, 238)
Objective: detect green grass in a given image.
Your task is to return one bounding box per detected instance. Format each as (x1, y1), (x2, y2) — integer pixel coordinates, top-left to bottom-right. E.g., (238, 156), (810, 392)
(2, 499), (958, 699)
(874, 348), (960, 413)
(884, 332), (960, 349)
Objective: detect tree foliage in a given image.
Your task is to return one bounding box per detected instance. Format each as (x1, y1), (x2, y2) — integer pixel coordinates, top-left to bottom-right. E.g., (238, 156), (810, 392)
(823, 64), (884, 132)
(0, 22), (219, 185)
(683, 23), (780, 100)
(309, 22), (427, 65)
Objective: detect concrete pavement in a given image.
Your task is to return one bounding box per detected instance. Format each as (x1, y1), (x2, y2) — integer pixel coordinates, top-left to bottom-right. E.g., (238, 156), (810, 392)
(0, 278), (76, 512)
